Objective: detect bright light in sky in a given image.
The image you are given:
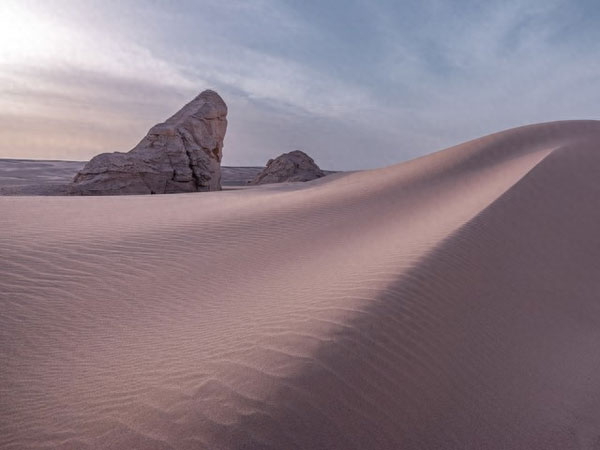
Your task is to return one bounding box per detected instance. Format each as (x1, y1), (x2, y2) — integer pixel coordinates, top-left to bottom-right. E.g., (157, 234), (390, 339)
(0, 1), (599, 169)
(0, 3), (66, 63)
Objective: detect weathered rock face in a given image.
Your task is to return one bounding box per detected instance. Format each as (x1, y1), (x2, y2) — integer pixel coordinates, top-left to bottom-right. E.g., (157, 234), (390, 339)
(249, 150), (325, 185)
(70, 90), (227, 195)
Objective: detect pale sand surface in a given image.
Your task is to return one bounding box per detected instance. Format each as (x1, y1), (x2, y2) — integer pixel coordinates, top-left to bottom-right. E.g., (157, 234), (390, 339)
(2, 120), (600, 449)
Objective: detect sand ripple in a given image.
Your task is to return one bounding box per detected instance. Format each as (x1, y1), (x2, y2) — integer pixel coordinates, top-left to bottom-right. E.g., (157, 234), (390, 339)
(2, 121), (600, 449)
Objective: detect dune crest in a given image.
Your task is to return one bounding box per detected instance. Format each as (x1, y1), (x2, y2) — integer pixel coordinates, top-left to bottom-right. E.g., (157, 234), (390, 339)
(2, 120), (600, 449)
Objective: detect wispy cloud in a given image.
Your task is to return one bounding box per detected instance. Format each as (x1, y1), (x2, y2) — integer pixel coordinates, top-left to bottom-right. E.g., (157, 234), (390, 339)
(0, 0), (598, 169)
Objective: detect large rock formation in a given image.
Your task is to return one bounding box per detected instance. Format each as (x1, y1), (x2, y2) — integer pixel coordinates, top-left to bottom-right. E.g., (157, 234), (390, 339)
(71, 90), (227, 195)
(249, 150), (325, 185)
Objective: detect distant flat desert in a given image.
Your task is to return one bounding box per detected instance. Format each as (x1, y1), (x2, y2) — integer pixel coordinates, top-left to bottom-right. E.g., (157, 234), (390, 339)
(0, 159), (268, 195)
(2, 121), (600, 449)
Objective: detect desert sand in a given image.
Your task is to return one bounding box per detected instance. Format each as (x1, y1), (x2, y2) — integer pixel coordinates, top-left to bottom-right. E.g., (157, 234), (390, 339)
(2, 120), (600, 449)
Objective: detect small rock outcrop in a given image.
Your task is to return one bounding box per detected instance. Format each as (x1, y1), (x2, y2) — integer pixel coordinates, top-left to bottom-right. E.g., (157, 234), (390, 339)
(249, 150), (325, 185)
(71, 90), (227, 195)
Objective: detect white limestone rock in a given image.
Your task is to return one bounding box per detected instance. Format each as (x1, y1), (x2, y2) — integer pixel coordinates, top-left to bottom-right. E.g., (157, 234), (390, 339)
(70, 90), (227, 195)
(249, 150), (325, 185)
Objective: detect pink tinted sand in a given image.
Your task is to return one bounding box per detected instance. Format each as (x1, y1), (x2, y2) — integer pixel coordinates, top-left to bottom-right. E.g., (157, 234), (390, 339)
(2, 121), (600, 449)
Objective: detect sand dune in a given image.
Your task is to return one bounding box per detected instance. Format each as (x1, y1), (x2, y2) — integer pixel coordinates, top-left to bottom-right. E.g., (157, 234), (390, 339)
(2, 120), (600, 449)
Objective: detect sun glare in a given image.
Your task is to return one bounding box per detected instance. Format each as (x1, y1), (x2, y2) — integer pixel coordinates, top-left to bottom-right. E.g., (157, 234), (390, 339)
(0, 3), (65, 64)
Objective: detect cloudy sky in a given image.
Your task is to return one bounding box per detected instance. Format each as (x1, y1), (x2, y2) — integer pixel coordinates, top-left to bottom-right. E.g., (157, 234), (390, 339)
(1, 0), (599, 170)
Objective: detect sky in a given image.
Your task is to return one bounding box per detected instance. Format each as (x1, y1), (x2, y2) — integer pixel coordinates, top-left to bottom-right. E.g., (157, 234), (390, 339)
(0, 0), (599, 170)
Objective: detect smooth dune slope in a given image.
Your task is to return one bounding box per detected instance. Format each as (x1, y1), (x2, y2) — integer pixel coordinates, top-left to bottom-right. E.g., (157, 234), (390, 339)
(1, 120), (600, 449)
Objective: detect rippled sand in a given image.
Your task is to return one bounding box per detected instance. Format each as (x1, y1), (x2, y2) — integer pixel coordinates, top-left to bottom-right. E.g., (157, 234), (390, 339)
(2, 120), (600, 449)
